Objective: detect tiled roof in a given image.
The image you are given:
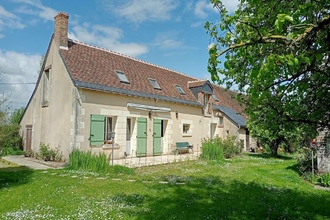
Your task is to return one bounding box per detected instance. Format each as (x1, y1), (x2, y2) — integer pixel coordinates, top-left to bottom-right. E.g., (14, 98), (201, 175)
(60, 39), (246, 116)
(213, 105), (247, 127)
(188, 80), (209, 88)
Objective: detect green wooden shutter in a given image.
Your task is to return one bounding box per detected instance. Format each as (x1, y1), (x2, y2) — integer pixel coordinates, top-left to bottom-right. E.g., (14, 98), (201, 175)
(90, 114), (105, 145)
(137, 117), (147, 156)
(153, 119), (162, 155)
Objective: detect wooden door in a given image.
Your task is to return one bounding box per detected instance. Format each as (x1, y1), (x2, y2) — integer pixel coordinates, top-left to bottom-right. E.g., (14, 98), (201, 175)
(137, 118), (147, 156)
(153, 119), (162, 155)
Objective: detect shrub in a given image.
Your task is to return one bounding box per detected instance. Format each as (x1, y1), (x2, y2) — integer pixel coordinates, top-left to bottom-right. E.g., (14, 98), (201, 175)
(318, 173), (330, 187)
(39, 143), (62, 161)
(296, 147), (317, 174)
(69, 150), (134, 174)
(222, 136), (243, 158)
(200, 137), (224, 161)
(0, 146), (25, 156)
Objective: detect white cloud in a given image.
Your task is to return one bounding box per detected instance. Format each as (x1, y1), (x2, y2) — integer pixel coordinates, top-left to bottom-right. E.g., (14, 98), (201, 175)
(13, 0), (58, 21)
(0, 50), (41, 110)
(221, 0), (239, 14)
(115, 0), (178, 23)
(194, 0), (238, 19)
(0, 5), (25, 32)
(70, 23), (148, 57)
(153, 32), (183, 50)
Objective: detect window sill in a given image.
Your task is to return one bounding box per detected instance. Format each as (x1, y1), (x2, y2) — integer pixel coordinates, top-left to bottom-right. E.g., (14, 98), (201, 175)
(218, 125), (224, 128)
(182, 134), (192, 137)
(102, 144), (120, 149)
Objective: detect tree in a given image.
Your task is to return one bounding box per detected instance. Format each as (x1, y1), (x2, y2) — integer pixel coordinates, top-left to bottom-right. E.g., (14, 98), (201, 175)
(206, 0), (330, 155)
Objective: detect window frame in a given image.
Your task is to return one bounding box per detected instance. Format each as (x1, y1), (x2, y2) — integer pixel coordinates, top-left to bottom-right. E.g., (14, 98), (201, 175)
(104, 116), (114, 141)
(148, 78), (161, 90)
(175, 85), (186, 95)
(183, 124), (190, 134)
(115, 70), (130, 84)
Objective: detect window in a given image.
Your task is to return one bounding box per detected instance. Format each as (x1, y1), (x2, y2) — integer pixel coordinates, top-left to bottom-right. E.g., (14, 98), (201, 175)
(212, 94), (219, 102)
(90, 114), (116, 145)
(219, 116), (223, 125)
(104, 117), (114, 141)
(175, 85), (185, 95)
(149, 78), (161, 90)
(115, 70), (129, 84)
(183, 124), (190, 134)
(41, 70), (50, 107)
(204, 94), (209, 106)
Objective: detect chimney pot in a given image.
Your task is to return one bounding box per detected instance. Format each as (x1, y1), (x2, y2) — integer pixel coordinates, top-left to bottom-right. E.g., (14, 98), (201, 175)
(54, 12), (69, 49)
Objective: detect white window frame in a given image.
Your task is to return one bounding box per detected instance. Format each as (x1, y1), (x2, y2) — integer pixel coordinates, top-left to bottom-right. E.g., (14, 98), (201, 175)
(104, 117), (114, 142)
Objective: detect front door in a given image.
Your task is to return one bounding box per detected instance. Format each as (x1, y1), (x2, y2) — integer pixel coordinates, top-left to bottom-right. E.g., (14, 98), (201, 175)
(137, 117), (147, 156)
(153, 119), (162, 155)
(126, 118), (132, 156)
(26, 125), (32, 151)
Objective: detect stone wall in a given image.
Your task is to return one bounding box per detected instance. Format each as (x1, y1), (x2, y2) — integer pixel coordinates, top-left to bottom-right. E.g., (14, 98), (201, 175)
(317, 130), (330, 173)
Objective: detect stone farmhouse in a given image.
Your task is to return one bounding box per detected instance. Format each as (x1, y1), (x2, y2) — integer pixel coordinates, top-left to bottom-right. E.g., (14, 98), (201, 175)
(20, 12), (255, 160)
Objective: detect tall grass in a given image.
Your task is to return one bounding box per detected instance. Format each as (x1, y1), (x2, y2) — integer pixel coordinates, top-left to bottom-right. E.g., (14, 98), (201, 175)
(69, 150), (134, 174)
(200, 138), (224, 161)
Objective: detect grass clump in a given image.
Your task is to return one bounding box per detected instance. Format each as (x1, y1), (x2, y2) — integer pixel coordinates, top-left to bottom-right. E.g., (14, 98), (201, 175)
(69, 150), (133, 174)
(200, 136), (242, 161)
(200, 137), (224, 161)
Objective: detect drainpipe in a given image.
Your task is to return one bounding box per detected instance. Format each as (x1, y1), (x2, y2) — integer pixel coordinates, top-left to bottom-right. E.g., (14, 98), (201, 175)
(236, 125), (241, 149)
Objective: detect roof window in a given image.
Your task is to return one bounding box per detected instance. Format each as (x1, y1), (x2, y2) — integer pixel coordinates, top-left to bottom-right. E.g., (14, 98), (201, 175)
(115, 70), (129, 84)
(175, 85), (185, 95)
(212, 94), (219, 102)
(148, 78), (161, 90)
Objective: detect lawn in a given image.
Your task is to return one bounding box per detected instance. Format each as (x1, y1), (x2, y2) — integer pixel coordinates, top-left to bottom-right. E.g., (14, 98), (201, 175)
(0, 154), (329, 219)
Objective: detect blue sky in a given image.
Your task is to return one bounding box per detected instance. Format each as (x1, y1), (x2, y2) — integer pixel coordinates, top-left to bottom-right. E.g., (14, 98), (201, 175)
(0, 0), (238, 111)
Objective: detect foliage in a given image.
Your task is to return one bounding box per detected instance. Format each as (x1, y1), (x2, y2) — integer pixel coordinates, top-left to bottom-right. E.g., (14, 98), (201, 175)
(0, 123), (23, 152)
(38, 143), (62, 162)
(1, 155), (330, 219)
(10, 107), (25, 124)
(200, 137), (224, 161)
(0, 147), (25, 156)
(0, 97), (24, 154)
(296, 147), (317, 174)
(317, 173), (330, 187)
(200, 136), (242, 160)
(206, 0), (330, 155)
(69, 150), (134, 174)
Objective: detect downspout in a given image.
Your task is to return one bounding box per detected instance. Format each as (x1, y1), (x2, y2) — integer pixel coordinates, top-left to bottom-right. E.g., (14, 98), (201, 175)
(236, 125), (241, 148)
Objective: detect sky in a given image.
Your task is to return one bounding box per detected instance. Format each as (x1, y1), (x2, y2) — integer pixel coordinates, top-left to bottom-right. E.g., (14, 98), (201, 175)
(0, 0), (239, 111)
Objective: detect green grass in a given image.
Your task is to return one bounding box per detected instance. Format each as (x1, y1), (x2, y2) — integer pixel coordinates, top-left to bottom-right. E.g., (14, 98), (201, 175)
(0, 154), (329, 219)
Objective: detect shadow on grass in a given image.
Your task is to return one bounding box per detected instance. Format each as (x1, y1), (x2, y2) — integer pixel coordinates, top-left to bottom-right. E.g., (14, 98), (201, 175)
(0, 166), (34, 190)
(125, 177), (330, 219)
(248, 153), (293, 160)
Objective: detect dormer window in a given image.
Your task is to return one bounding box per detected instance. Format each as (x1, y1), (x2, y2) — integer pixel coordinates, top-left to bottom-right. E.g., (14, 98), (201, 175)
(212, 94), (219, 102)
(175, 85), (185, 95)
(149, 78), (161, 90)
(115, 70), (129, 84)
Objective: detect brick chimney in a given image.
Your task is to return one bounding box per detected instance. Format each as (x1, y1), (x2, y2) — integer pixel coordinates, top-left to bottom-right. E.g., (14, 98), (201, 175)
(54, 12), (69, 49)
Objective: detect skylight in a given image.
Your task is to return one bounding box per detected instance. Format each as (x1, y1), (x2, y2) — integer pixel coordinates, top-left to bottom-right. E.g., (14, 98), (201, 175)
(175, 85), (185, 95)
(148, 78), (161, 90)
(212, 94), (219, 102)
(115, 70), (129, 84)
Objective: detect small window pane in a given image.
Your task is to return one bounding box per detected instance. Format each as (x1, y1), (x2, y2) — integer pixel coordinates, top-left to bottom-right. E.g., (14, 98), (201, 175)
(212, 94), (219, 102)
(149, 79), (161, 90)
(183, 124), (190, 134)
(175, 85), (185, 95)
(115, 70), (129, 83)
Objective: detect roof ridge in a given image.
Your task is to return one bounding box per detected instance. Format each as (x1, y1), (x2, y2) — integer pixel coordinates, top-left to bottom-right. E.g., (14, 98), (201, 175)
(68, 38), (200, 81)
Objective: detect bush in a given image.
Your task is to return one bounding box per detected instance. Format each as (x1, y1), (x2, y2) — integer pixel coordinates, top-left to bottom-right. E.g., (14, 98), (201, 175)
(69, 150), (134, 174)
(318, 173), (330, 187)
(222, 136), (243, 158)
(0, 124), (23, 151)
(0, 146), (25, 156)
(200, 136), (242, 161)
(296, 147), (317, 174)
(39, 143), (62, 161)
